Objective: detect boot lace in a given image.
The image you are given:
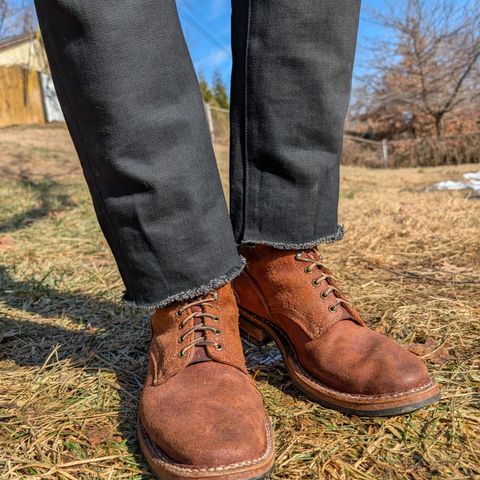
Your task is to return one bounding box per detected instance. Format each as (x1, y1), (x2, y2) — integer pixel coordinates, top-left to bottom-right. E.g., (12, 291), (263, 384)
(295, 251), (353, 313)
(175, 292), (223, 358)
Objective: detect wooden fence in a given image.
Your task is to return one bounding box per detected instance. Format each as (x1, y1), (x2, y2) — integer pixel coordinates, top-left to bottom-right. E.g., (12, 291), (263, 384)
(342, 132), (480, 168)
(0, 66), (46, 128)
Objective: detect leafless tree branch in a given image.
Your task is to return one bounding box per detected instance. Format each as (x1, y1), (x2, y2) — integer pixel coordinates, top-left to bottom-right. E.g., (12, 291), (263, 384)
(352, 0), (480, 137)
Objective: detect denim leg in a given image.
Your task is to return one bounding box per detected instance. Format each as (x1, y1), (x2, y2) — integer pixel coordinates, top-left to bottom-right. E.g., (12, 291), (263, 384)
(230, 0), (361, 248)
(35, 0), (243, 307)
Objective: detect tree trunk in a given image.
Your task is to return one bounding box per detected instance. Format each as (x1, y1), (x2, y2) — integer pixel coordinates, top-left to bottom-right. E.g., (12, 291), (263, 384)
(434, 114), (444, 137)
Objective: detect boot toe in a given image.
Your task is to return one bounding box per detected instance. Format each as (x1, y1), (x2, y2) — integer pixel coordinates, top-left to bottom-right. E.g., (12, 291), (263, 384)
(139, 362), (268, 467)
(400, 351), (430, 385)
(304, 323), (431, 396)
(359, 330), (431, 395)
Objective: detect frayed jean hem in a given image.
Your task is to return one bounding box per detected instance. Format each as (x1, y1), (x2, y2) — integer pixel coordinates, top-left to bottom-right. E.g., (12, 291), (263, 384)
(238, 224), (344, 250)
(123, 256), (246, 309)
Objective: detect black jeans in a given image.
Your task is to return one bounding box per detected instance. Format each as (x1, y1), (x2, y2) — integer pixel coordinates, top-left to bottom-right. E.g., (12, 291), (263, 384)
(34, 0), (360, 308)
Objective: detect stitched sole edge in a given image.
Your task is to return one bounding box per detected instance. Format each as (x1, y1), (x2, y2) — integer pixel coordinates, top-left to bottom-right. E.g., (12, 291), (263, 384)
(138, 417), (275, 480)
(239, 307), (441, 416)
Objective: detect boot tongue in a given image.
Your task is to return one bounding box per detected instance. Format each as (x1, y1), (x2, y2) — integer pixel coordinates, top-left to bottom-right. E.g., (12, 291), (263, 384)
(187, 305), (212, 365)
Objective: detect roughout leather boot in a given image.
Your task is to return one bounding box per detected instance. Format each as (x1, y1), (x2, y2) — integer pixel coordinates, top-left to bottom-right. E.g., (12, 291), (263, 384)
(138, 284), (274, 480)
(233, 246), (440, 416)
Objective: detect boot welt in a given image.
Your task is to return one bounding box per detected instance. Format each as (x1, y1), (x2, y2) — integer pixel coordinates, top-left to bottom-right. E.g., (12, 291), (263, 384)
(239, 307), (440, 417)
(137, 417), (275, 480)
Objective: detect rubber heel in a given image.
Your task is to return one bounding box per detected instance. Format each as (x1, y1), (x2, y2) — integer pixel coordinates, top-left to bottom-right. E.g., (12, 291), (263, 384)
(239, 316), (271, 346)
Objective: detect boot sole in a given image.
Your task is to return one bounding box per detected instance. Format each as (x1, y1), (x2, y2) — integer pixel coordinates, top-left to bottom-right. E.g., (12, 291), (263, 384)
(137, 417), (275, 480)
(239, 307), (440, 417)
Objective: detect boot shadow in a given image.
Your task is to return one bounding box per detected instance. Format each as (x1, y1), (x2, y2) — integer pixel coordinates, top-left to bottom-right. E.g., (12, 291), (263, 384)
(242, 337), (307, 400)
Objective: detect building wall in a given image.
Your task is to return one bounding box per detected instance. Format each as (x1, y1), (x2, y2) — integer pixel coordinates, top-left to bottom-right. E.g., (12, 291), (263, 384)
(0, 39), (48, 72)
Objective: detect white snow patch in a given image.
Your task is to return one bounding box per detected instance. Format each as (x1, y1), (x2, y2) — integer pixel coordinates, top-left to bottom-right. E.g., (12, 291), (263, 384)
(429, 172), (480, 192)
(463, 172), (480, 181)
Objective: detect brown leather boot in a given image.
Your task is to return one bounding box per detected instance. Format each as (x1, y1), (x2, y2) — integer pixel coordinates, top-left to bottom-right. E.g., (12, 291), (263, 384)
(138, 284), (274, 480)
(233, 246), (440, 416)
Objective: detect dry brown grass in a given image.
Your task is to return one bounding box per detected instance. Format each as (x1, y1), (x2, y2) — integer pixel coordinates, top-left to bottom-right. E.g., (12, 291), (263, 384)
(0, 125), (479, 479)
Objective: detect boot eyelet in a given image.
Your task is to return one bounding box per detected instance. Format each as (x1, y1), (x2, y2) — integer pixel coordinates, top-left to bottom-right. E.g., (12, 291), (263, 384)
(178, 323), (185, 330)
(212, 315), (220, 322)
(321, 291), (329, 299)
(215, 344), (223, 351)
(178, 349), (186, 358)
(215, 329), (221, 335)
(304, 266), (313, 274)
(312, 279), (321, 286)
(212, 292), (219, 300)
(175, 309), (182, 317)
(178, 335), (184, 343)
(329, 305), (337, 313)
(295, 253), (302, 260)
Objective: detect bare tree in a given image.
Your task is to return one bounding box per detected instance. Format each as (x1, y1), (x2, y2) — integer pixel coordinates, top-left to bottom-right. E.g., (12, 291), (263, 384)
(353, 0), (480, 138)
(0, 0), (9, 37)
(0, 0), (35, 39)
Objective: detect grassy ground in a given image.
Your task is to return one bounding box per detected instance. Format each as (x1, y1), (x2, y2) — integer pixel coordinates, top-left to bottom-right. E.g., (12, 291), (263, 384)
(0, 124), (479, 480)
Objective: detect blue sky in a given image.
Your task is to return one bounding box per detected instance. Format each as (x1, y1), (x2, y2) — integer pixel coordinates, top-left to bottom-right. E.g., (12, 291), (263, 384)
(178, 0), (387, 88)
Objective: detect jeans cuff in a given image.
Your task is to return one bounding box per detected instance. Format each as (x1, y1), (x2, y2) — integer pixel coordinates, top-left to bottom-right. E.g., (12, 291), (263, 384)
(238, 224), (344, 250)
(123, 256), (246, 309)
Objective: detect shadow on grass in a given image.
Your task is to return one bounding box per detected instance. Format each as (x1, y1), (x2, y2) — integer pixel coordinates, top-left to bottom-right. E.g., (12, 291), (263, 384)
(0, 178), (76, 234)
(0, 263), (154, 478)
